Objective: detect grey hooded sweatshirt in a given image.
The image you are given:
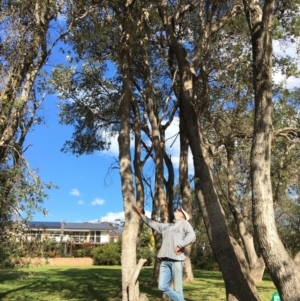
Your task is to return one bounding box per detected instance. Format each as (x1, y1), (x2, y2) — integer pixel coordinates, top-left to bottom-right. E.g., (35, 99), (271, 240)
(142, 216), (196, 261)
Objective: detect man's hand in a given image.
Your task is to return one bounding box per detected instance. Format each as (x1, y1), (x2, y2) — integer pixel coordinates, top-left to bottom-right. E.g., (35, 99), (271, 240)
(174, 246), (182, 255)
(134, 205), (145, 218)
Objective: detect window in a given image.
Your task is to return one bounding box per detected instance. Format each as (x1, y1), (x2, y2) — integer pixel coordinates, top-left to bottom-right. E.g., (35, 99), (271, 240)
(49, 231), (61, 242)
(90, 231), (101, 243)
(71, 231), (88, 243)
(26, 230), (42, 241)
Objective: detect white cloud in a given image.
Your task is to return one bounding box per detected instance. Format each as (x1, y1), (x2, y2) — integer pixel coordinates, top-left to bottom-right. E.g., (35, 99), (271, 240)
(165, 117), (194, 174)
(70, 188), (80, 196)
(78, 200), (84, 205)
(99, 211), (124, 223)
(143, 210), (151, 218)
(91, 198), (105, 206)
(97, 134), (119, 157)
(95, 117), (195, 175)
(273, 39), (299, 58)
(98, 210), (151, 223)
(273, 39), (300, 90)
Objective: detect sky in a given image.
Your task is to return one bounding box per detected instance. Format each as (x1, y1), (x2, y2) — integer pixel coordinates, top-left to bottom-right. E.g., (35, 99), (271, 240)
(23, 36), (300, 225)
(24, 88), (186, 224)
(24, 97), (123, 224)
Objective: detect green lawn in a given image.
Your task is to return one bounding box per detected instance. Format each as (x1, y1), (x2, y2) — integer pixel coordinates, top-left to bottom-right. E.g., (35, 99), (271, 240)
(0, 266), (277, 301)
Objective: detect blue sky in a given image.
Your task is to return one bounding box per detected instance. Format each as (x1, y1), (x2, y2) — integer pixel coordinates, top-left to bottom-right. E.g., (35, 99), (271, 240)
(24, 89), (186, 224)
(24, 95), (126, 224)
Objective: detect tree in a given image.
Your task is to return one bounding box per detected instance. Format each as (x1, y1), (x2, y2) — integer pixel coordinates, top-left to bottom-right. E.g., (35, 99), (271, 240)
(271, 90), (300, 258)
(244, 0), (300, 298)
(51, 0), (188, 294)
(0, 0), (70, 266)
(157, 0), (261, 299)
(179, 138), (195, 281)
(0, 0), (66, 160)
(113, 2), (153, 299)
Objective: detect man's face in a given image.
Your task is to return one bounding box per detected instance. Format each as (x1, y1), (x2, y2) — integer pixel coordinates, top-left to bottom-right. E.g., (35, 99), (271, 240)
(174, 208), (185, 220)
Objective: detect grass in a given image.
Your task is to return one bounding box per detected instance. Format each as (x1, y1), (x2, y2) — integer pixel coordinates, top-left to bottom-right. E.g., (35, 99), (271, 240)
(0, 266), (277, 301)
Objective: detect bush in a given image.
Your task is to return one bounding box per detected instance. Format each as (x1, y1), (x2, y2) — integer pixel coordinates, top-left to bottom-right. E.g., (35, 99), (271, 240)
(137, 247), (155, 266)
(193, 255), (219, 271)
(92, 242), (121, 265)
(0, 238), (24, 268)
(73, 243), (94, 257)
(75, 249), (87, 257)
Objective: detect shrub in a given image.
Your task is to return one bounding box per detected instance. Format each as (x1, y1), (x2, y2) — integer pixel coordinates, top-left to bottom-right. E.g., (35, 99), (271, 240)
(193, 255), (219, 271)
(92, 242), (121, 265)
(73, 243), (94, 257)
(137, 247), (155, 266)
(75, 249), (86, 257)
(0, 238), (25, 268)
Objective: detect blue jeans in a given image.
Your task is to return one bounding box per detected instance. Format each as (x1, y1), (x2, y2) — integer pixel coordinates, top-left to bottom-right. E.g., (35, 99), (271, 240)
(158, 259), (185, 301)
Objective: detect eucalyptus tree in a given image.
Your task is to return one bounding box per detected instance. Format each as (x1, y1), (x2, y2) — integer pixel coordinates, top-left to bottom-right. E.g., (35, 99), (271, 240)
(205, 27), (268, 280)
(0, 87), (53, 266)
(117, 2), (146, 299)
(204, 16), (267, 282)
(243, 0), (300, 298)
(131, 7), (187, 284)
(156, 0), (262, 299)
(268, 6), (300, 260)
(178, 116), (195, 281)
(51, 3), (142, 298)
(0, 0), (69, 161)
(52, 0), (194, 295)
(0, 0), (76, 266)
(155, 0), (300, 298)
(270, 90), (300, 258)
(206, 0), (300, 286)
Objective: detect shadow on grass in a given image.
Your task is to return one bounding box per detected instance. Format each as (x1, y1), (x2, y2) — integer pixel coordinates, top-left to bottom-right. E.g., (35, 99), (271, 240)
(193, 269), (223, 281)
(0, 267), (122, 301)
(0, 267), (276, 301)
(184, 270), (225, 301)
(139, 268), (226, 301)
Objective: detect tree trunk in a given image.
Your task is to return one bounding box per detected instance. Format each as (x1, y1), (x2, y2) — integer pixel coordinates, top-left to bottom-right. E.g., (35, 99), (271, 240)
(118, 2), (144, 300)
(138, 10), (170, 286)
(181, 81), (260, 301)
(179, 114), (194, 282)
(294, 251), (300, 269)
(244, 0), (300, 299)
(164, 151), (175, 220)
(128, 259), (149, 301)
(226, 143), (265, 282)
(131, 94), (146, 248)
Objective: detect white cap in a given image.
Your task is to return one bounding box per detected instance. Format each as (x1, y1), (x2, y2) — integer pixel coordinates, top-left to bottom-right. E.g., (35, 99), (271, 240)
(179, 207), (190, 221)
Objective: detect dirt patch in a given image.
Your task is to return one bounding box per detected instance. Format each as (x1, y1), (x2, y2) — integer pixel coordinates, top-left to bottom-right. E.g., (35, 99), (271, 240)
(26, 257), (94, 266)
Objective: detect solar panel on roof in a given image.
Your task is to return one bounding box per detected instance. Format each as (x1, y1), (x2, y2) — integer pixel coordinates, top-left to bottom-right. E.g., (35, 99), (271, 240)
(29, 221), (61, 228)
(28, 221), (115, 230)
(64, 223), (115, 230)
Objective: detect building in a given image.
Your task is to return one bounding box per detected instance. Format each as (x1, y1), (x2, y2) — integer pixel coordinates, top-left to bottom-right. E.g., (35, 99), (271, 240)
(25, 221), (117, 255)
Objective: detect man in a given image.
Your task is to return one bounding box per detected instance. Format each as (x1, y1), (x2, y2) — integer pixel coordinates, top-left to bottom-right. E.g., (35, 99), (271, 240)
(134, 205), (196, 301)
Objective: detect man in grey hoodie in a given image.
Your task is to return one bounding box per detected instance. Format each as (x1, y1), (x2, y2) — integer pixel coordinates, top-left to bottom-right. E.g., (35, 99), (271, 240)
(134, 205), (196, 301)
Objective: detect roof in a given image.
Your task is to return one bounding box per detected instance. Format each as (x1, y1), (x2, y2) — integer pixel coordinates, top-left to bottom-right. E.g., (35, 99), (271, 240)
(28, 221), (61, 229)
(63, 222), (114, 230)
(28, 221), (115, 231)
